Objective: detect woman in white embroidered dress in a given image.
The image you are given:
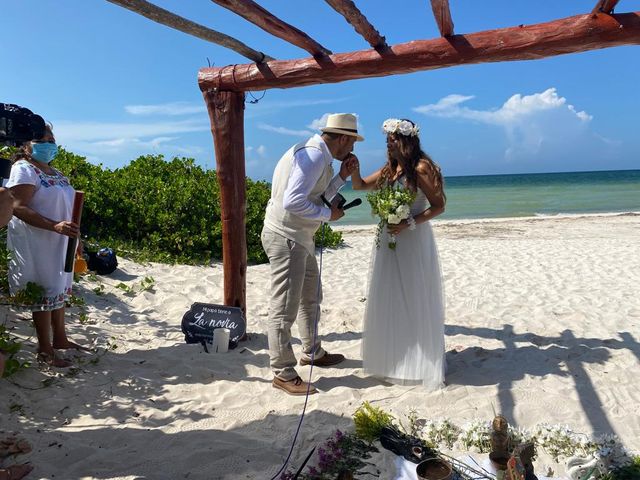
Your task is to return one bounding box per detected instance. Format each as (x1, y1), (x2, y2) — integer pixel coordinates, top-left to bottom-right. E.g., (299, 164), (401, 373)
(7, 124), (84, 367)
(351, 118), (447, 389)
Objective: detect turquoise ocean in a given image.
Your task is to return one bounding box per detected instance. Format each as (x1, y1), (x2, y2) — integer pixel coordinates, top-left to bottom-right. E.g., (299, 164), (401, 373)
(335, 169), (640, 226)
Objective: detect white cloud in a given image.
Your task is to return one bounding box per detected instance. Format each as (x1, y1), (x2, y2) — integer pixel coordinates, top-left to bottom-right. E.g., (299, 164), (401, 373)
(246, 144), (267, 158)
(307, 113), (365, 137)
(307, 113), (331, 131)
(69, 137), (203, 158)
(124, 102), (205, 116)
(258, 123), (314, 137)
(413, 94), (475, 116)
(258, 112), (366, 140)
(414, 88), (594, 161)
(245, 97), (351, 119)
(414, 88), (591, 126)
(256, 98), (349, 109)
(54, 119), (209, 143)
(52, 118), (209, 167)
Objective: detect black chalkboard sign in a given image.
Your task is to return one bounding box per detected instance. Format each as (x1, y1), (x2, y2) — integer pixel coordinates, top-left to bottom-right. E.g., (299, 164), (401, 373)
(181, 303), (246, 349)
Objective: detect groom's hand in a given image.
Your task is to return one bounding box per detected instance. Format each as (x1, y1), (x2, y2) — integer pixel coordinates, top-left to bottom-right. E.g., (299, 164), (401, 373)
(329, 197), (345, 221)
(339, 154), (359, 180)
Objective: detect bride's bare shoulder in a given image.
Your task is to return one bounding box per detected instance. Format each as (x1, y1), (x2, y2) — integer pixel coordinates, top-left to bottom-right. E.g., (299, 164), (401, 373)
(416, 159), (437, 178)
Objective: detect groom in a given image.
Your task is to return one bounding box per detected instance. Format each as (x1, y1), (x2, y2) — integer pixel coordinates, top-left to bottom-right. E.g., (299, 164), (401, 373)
(261, 113), (363, 395)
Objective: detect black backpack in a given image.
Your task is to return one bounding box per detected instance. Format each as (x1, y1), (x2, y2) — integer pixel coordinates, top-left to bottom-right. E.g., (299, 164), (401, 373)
(87, 247), (118, 275)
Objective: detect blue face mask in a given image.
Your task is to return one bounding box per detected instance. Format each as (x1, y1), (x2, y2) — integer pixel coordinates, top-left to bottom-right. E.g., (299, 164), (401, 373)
(31, 143), (58, 164)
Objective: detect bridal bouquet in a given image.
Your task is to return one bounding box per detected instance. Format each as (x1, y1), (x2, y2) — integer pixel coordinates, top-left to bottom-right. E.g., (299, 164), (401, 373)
(367, 184), (416, 249)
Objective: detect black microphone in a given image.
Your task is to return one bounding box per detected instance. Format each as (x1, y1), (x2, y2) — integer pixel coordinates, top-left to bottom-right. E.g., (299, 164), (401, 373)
(321, 194), (362, 211)
(342, 198), (362, 210)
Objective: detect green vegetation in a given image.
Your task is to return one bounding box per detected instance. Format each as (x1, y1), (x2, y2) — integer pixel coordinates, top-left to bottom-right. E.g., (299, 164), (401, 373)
(0, 150), (344, 376)
(53, 148), (342, 264)
(352, 401), (395, 442)
(603, 456), (640, 480)
(0, 325), (30, 377)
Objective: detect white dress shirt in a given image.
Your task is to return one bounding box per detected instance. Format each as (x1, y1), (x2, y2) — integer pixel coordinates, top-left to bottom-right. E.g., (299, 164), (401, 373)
(282, 134), (346, 222)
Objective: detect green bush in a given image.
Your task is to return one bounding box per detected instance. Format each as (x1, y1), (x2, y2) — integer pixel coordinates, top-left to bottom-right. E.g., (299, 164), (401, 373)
(0, 325), (30, 377)
(51, 149), (342, 264)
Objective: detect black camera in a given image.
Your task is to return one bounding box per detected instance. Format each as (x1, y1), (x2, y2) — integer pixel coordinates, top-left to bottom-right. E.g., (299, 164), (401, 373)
(0, 103), (46, 146)
(0, 103), (46, 179)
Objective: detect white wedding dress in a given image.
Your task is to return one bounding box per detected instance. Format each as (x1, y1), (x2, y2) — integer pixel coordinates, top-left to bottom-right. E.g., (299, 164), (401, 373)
(361, 177), (446, 390)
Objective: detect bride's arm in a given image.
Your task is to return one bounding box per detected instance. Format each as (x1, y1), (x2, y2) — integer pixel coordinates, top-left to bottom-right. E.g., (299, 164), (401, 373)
(388, 160), (445, 235)
(349, 155), (382, 191)
(414, 162), (446, 224)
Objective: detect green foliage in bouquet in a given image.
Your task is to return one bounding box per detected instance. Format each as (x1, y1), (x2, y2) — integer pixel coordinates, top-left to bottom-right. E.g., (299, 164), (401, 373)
(50, 148), (342, 264)
(366, 184), (416, 249)
(353, 401), (395, 442)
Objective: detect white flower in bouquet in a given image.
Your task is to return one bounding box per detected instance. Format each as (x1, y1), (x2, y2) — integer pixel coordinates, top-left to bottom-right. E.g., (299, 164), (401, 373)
(367, 184), (416, 250)
(387, 213), (401, 225)
(397, 204), (410, 218)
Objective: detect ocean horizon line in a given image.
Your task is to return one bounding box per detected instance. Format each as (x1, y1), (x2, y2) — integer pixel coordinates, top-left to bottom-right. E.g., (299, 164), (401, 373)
(337, 167), (640, 183)
(337, 209), (640, 227)
(335, 169), (640, 226)
(443, 167), (639, 179)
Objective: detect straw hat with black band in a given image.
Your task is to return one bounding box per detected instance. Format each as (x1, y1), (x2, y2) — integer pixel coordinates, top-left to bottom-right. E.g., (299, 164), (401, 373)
(320, 113), (364, 142)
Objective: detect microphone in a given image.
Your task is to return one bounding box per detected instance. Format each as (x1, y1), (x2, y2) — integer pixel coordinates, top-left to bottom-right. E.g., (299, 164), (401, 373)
(321, 194), (362, 211)
(342, 198), (362, 210)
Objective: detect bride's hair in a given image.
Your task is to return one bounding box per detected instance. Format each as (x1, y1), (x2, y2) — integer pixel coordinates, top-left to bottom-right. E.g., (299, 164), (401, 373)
(378, 119), (445, 199)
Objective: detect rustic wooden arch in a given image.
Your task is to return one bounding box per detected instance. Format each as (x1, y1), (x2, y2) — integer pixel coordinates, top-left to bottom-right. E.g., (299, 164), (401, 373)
(108, 0), (638, 314)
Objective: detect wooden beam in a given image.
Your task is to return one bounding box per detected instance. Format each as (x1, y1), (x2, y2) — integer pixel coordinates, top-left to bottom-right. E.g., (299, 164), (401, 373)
(107, 0), (272, 63)
(203, 90), (247, 315)
(199, 11), (640, 92)
(210, 0), (332, 58)
(592, 0), (621, 14)
(430, 0), (454, 37)
(324, 0), (388, 50)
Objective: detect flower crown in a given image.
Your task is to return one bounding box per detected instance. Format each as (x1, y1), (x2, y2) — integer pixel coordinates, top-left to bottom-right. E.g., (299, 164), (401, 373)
(382, 118), (420, 137)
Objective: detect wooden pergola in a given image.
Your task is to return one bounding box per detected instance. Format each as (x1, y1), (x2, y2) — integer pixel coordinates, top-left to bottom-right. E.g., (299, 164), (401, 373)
(108, 0), (638, 315)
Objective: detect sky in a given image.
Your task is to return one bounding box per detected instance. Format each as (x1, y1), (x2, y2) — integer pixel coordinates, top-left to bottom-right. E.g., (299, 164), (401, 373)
(2, 1), (638, 181)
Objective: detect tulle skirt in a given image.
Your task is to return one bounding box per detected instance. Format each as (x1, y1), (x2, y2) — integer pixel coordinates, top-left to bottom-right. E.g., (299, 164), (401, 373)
(361, 221), (446, 390)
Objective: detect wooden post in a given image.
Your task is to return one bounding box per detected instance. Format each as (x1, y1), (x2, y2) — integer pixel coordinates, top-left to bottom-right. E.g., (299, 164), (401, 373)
(202, 89), (247, 315)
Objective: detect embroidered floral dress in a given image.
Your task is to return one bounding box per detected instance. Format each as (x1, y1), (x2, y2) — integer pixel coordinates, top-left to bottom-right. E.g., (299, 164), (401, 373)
(6, 160), (75, 311)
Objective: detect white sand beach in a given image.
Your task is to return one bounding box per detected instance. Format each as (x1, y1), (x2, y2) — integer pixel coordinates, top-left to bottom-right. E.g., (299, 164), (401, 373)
(1, 213), (639, 479)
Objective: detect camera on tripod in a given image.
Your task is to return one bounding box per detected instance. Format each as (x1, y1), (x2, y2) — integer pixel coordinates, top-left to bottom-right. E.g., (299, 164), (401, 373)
(0, 103), (46, 179)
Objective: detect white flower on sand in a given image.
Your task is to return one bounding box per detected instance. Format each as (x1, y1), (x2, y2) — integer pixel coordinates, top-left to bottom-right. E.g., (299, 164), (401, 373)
(387, 213), (401, 224)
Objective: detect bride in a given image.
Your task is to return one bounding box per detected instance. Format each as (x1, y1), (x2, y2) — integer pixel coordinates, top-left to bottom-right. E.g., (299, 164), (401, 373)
(350, 118), (447, 389)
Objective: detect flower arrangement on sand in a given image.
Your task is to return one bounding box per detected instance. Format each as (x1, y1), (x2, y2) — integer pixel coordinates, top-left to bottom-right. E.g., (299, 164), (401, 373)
(281, 402), (639, 480)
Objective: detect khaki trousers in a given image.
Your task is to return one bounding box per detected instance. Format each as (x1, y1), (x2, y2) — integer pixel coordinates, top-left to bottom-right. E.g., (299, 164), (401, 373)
(261, 227), (326, 381)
